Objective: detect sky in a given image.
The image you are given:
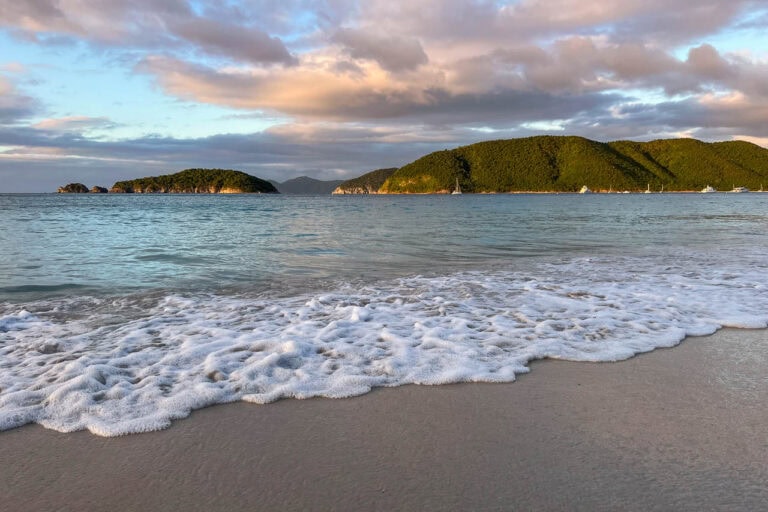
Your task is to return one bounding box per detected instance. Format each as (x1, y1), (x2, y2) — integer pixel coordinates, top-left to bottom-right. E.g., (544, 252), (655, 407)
(1, 0), (768, 192)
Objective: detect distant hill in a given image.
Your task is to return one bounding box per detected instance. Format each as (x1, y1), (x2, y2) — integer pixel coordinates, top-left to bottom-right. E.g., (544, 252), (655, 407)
(270, 176), (344, 194)
(378, 136), (768, 193)
(110, 169), (278, 194)
(332, 168), (398, 194)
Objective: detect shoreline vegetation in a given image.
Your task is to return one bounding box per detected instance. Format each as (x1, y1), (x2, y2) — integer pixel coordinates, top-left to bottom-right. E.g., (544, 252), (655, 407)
(57, 136), (768, 194)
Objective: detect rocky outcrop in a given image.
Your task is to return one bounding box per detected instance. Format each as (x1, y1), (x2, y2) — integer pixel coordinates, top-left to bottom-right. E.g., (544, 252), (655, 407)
(90, 186), (108, 193)
(332, 185), (379, 194)
(109, 184), (262, 193)
(57, 183), (89, 193)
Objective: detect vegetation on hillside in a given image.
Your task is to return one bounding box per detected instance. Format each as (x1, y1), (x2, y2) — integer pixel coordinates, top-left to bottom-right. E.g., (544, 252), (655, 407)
(333, 168), (398, 194)
(57, 183), (90, 193)
(110, 169), (278, 193)
(379, 136), (768, 193)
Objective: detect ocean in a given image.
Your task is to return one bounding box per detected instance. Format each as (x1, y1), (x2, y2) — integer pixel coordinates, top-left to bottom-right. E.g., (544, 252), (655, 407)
(1, 192), (767, 436)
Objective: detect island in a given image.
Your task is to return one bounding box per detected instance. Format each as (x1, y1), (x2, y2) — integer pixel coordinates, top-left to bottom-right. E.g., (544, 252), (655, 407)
(342, 136), (768, 194)
(57, 183), (90, 193)
(109, 168), (278, 194)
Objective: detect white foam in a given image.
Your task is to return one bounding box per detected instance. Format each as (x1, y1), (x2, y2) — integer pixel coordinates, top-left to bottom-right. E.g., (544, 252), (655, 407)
(1, 250), (767, 436)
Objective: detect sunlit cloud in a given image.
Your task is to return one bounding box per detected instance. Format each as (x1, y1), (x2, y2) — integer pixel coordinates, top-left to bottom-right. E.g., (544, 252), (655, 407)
(33, 116), (116, 133)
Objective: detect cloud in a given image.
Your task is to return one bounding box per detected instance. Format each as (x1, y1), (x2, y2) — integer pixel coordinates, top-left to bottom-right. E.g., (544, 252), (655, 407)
(498, 0), (746, 43)
(0, 75), (38, 124)
(332, 28), (428, 72)
(167, 17), (297, 66)
(135, 33), (768, 128)
(0, 1), (296, 65)
(135, 54), (435, 120)
(32, 116), (117, 132)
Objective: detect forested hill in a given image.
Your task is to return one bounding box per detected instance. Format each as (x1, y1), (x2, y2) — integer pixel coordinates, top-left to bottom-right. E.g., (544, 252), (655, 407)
(332, 168), (398, 194)
(110, 169), (278, 193)
(378, 136), (768, 193)
(270, 176), (344, 194)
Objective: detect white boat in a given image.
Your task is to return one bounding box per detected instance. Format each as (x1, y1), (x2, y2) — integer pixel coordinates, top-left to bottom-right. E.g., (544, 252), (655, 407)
(644, 184), (651, 194)
(579, 185), (592, 194)
(731, 186), (749, 193)
(701, 185), (716, 193)
(452, 178), (462, 195)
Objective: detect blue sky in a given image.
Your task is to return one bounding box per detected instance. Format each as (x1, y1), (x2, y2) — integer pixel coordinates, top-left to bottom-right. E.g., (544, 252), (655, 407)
(1, 0), (767, 191)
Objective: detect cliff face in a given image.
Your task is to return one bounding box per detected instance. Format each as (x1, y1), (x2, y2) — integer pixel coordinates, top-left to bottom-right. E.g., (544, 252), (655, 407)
(110, 184), (251, 193)
(332, 185), (379, 194)
(110, 169), (278, 194)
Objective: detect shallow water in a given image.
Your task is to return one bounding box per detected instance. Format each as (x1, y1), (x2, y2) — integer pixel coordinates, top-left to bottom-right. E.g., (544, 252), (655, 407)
(2, 193), (767, 435)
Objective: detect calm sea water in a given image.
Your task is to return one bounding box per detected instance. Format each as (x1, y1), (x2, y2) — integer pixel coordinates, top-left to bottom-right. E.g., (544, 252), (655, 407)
(2, 193), (768, 435)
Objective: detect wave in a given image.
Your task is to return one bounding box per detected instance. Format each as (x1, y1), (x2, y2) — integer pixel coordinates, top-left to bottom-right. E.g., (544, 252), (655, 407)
(1, 251), (767, 436)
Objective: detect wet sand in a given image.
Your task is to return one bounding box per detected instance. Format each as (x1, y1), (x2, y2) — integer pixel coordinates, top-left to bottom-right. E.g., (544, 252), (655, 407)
(2, 328), (767, 511)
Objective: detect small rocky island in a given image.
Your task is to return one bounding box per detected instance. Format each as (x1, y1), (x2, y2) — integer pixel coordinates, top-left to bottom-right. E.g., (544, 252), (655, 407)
(58, 169), (278, 194)
(57, 183), (91, 193)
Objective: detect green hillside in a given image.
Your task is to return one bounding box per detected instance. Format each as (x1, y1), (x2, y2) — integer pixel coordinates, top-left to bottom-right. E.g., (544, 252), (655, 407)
(110, 169), (278, 194)
(379, 136), (768, 193)
(332, 168), (398, 194)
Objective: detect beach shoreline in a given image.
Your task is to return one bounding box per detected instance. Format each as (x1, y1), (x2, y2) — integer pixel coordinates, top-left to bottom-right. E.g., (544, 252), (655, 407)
(3, 328), (767, 511)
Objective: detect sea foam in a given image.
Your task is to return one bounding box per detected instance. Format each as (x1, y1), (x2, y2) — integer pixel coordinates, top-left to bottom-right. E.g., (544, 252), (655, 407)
(1, 252), (767, 436)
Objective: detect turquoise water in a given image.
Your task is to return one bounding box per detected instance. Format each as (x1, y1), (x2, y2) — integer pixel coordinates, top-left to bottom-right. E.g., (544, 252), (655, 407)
(2, 193), (768, 435)
(3, 193), (766, 298)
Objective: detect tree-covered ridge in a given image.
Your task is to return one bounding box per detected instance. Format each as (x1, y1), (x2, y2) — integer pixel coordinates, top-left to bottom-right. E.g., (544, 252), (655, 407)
(273, 176), (344, 194)
(332, 168), (398, 194)
(379, 136), (768, 193)
(57, 183), (90, 193)
(110, 169), (278, 193)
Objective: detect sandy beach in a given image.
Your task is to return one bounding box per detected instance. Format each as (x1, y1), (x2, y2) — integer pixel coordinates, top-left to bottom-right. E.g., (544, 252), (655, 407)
(2, 327), (766, 511)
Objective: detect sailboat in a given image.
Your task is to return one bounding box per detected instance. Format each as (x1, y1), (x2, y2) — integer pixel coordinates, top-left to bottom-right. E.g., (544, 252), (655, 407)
(644, 183), (651, 194)
(452, 178), (462, 195)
